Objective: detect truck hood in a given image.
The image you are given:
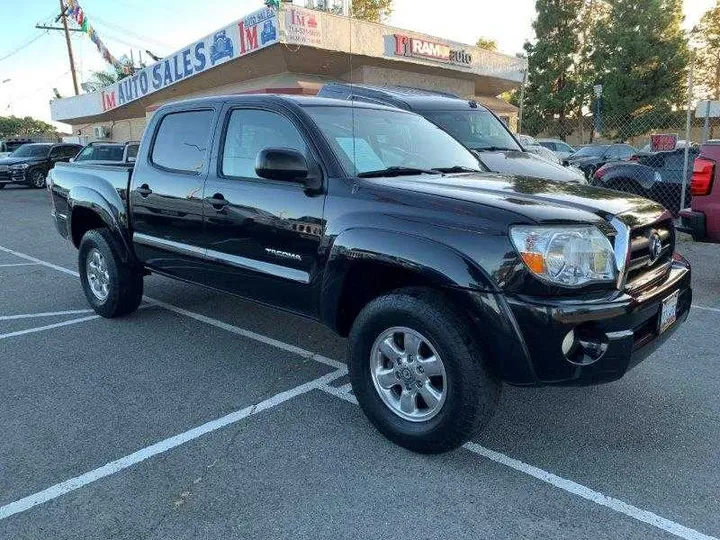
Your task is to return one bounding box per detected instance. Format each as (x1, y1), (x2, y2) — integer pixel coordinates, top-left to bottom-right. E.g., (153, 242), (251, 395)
(0, 157), (33, 166)
(366, 172), (666, 226)
(478, 150), (585, 183)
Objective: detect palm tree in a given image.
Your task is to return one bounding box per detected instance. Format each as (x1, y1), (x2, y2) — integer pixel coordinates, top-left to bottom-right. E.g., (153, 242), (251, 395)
(82, 69), (128, 93)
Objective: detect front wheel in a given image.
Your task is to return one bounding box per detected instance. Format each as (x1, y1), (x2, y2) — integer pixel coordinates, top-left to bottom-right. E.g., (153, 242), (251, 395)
(29, 169), (46, 189)
(78, 229), (143, 318)
(348, 289), (500, 454)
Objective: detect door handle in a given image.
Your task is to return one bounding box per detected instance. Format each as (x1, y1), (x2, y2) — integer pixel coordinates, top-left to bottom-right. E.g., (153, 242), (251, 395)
(137, 184), (153, 197)
(207, 193), (229, 211)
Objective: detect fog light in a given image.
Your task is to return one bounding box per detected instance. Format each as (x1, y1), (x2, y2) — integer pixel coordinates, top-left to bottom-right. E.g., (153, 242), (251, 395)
(561, 329), (576, 356)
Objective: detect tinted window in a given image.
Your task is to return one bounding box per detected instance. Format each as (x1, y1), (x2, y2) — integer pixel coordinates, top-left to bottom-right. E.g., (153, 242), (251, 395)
(222, 109), (308, 179)
(12, 144), (51, 158)
(664, 150), (698, 171)
(63, 146), (80, 158)
(151, 110), (213, 173)
(425, 110), (521, 152)
(49, 147), (64, 158)
(539, 141), (556, 150)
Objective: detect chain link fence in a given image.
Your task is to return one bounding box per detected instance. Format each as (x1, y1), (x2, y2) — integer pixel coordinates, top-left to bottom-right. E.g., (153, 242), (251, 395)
(516, 79), (714, 217)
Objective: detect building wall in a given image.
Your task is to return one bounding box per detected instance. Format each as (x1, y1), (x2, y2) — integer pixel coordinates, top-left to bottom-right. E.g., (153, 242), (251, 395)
(73, 117), (147, 144)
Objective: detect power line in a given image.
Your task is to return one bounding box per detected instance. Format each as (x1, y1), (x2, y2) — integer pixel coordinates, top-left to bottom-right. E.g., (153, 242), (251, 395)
(0, 32), (48, 64)
(89, 15), (173, 49)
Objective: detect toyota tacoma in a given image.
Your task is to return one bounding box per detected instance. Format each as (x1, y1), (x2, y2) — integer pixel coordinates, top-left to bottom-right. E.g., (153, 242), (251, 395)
(48, 95), (692, 453)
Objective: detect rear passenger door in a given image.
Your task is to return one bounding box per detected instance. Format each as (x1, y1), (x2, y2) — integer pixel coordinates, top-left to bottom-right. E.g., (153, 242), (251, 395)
(200, 106), (326, 315)
(130, 108), (217, 280)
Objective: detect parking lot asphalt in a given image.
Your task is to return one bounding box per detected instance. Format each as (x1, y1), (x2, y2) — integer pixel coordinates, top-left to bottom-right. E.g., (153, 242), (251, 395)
(1, 185), (719, 539)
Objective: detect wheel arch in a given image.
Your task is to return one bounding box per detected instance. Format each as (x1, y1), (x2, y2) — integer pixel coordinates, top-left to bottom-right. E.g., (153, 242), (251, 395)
(67, 186), (134, 264)
(320, 228), (496, 337)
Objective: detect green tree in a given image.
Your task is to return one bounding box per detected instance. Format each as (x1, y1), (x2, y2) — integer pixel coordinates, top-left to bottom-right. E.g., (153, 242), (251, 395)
(694, 1), (720, 100)
(476, 37), (498, 52)
(83, 68), (129, 93)
(0, 116), (56, 139)
(522, 0), (585, 138)
(306, 0), (393, 22)
(591, 0), (689, 140)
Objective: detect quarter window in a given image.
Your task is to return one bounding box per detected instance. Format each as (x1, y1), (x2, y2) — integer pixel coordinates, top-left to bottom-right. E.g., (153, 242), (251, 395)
(151, 110), (214, 173)
(222, 109), (309, 179)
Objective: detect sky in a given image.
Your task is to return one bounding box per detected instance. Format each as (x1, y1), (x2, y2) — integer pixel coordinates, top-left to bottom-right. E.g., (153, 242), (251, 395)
(0, 0), (715, 130)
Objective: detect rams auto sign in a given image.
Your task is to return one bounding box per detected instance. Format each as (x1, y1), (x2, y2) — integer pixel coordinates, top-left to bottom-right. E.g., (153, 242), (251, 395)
(100, 8), (279, 112)
(393, 34), (472, 66)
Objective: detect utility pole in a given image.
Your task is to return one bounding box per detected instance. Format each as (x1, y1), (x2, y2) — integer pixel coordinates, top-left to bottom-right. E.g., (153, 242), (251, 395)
(59, 0), (80, 96)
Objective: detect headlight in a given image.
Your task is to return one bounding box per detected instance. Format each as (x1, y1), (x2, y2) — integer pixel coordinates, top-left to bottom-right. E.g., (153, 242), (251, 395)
(11, 163), (29, 170)
(510, 225), (617, 286)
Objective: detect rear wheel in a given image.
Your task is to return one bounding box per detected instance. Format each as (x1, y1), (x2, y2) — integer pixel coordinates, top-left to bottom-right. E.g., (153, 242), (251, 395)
(30, 169), (46, 189)
(348, 289), (500, 454)
(78, 229), (143, 318)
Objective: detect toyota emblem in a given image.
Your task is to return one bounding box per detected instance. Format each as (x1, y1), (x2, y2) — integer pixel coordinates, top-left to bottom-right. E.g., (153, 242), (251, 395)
(648, 233), (662, 264)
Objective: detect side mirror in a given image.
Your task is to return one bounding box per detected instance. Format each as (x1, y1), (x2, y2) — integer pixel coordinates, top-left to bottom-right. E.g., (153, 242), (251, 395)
(256, 148), (309, 183)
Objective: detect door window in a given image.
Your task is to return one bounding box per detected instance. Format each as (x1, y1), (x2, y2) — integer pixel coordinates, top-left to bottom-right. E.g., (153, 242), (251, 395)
(49, 147), (63, 159)
(221, 109), (308, 179)
(151, 110), (214, 173)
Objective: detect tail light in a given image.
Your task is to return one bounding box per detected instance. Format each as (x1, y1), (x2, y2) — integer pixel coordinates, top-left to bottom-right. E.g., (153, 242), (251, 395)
(594, 164), (609, 181)
(691, 157), (715, 196)
(629, 155), (640, 162)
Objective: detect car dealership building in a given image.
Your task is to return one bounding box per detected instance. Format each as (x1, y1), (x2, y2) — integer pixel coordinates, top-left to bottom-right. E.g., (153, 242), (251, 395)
(50, 5), (527, 143)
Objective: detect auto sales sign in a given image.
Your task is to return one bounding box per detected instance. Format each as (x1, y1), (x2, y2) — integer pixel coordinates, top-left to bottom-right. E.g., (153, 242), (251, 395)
(100, 8), (279, 112)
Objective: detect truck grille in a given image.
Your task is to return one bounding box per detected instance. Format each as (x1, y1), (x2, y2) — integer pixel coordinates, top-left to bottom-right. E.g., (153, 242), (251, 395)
(623, 219), (674, 293)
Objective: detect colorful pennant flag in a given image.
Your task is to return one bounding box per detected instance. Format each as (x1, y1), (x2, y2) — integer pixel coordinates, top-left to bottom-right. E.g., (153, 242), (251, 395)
(65, 0), (127, 73)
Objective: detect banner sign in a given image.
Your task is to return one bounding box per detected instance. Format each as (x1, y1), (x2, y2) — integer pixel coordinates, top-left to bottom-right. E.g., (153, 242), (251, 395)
(393, 33), (472, 66)
(650, 133), (678, 152)
(100, 8), (278, 113)
(284, 7), (323, 46)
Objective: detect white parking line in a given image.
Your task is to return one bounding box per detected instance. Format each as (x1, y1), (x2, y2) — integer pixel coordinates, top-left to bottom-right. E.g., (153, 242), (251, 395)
(1, 243), (719, 539)
(0, 368), (346, 522)
(463, 443), (717, 540)
(693, 305), (720, 313)
(0, 309), (94, 321)
(319, 384), (717, 540)
(0, 262), (40, 267)
(0, 315), (101, 340)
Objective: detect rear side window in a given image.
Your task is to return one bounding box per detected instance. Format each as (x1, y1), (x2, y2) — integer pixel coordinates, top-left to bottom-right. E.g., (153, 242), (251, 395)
(151, 110), (214, 173)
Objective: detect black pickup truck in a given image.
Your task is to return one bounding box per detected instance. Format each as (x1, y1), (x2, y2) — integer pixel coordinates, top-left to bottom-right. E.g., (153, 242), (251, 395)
(48, 95), (692, 454)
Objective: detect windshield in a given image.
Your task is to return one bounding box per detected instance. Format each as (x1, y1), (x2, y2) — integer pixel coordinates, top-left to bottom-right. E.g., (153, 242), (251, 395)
(305, 106), (481, 175)
(10, 144), (51, 158)
(572, 145), (607, 157)
(424, 109), (521, 152)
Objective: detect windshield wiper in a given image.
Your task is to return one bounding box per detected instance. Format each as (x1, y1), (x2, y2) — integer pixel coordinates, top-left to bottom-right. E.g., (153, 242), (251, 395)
(473, 146), (518, 152)
(357, 166), (439, 178)
(432, 165), (482, 174)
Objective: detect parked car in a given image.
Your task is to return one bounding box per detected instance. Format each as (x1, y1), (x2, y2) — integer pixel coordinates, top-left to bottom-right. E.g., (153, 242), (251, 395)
(318, 83), (585, 183)
(0, 142), (81, 189)
(591, 147), (699, 214)
(538, 138), (575, 160)
(74, 141), (140, 164)
(566, 143), (638, 178)
(517, 134), (564, 163)
(48, 94), (691, 454)
(680, 141), (720, 243)
(0, 138), (36, 158)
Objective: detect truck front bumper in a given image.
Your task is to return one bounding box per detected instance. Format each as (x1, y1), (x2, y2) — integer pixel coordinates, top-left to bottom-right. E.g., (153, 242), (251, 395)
(502, 257), (692, 386)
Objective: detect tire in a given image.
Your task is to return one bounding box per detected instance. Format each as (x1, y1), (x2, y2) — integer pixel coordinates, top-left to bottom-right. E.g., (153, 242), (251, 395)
(348, 288), (500, 454)
(29, 169), (46, 189)
(78, 229), (143, 318)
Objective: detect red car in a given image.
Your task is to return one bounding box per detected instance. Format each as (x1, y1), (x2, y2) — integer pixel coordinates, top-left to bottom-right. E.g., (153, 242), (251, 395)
(680, 141), (720, 243)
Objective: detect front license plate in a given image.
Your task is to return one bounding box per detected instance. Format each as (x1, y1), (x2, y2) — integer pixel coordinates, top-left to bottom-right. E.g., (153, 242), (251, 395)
(659, 290), (680, 334)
